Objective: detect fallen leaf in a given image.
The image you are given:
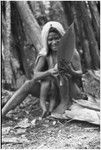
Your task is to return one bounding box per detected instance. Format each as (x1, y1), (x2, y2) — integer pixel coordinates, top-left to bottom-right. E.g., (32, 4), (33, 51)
(2, 127), (11, 135)
(16, 128), (26, 134)
(14, 118), (30, 129)
(31, 119), (37, 126)
(43, 124), (49, 127)
(53, 121), (56, 125)
(2, 137), (21, 144)
(2, 136), (29, 144)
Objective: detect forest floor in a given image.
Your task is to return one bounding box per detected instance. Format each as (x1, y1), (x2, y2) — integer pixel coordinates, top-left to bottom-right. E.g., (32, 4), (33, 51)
(2, 91), (100, 149)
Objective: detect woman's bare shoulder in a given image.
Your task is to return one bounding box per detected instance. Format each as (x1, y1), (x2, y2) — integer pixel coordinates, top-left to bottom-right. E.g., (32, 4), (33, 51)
(37, 55), (47, 63)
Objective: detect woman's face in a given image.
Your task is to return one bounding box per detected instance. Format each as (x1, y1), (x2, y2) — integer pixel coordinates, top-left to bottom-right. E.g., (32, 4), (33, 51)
(48, 31), (61, 52)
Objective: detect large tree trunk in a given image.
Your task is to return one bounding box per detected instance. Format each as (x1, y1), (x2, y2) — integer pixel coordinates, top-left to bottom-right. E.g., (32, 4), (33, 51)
(11, 2), (30, 80)
(62, 2), (94, 71)
(3, 2), (13, 88)
(62, 2), (80, 52)
(28, 1), (36, 15)
(96, 1), (100, 14)
(75, 2), (100, 70)
(11, 2), (38, 82)
(15, 1), (42, 78)
(29, 1), (45, 16)
(38, 1), (46, 15)
(2, 2), (26, 90)
(62, 1), (74, 26)
(73, 4), (92, 70)
(88, 1), (100, 48)
(82, 39), (92, 70)
(16, 1), (42, 53)
(28, 1), (48, 29)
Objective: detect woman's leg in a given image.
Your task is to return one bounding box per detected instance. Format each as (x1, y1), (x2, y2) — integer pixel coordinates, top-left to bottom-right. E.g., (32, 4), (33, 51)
(70, 79), (87, 99)
(2, 80), (36, 117)
(53, 76), (70, 114)
(48, 79), (60, 114)
(40, 80), (51, 118)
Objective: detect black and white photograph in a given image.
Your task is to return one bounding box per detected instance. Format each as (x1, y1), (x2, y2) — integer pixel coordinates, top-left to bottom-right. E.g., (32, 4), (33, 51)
(1, 1), (100, 149)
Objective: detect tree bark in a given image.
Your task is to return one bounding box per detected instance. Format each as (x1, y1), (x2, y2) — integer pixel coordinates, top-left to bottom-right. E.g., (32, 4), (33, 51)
(75, 2), (100, 70)
(3, 2), (13, 87)
(82, 39), (92, 70)
(95, 1), (100, 15)
(73, 4), (92, 70)
(11, 2), (37, 81)
(16, 1), (42, 53)
(29, 1), (46, 16)
(62, 2), (74, 26)
(88, 1), (100, 48)
(28, 1), (36, 15)
(2, 13), (6, 44)
(38, 1), (46, 15)
(11, 2), (30, 79)
(2, 5), (23, 90)
(15, 1), (43, 79)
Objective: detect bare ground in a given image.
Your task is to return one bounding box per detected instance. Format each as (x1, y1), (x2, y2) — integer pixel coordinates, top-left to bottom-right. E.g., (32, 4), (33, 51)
(2, 94), (100, 149)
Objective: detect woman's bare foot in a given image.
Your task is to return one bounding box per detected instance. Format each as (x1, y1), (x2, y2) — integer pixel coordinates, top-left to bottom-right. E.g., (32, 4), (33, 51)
(42, 111), (47, 118)
(42, 111), (51, 119)
(47, 111), (51, 116)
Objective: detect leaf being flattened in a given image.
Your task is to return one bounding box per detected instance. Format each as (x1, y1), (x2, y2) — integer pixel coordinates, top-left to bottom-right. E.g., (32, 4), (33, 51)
(57, 22), (75, 76)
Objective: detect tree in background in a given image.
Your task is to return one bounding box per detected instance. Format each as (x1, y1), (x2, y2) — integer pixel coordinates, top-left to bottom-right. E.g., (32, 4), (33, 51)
(2, 1), (100, 90)
(62, 1), (100, 70)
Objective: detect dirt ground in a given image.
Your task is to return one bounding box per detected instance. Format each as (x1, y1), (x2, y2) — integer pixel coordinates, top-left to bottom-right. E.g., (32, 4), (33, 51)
(2, 94), (100, 149)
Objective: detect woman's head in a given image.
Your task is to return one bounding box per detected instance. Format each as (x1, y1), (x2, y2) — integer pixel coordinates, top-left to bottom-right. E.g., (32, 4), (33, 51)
(40, 21), (65, 56)
(48, 27), (61, 53)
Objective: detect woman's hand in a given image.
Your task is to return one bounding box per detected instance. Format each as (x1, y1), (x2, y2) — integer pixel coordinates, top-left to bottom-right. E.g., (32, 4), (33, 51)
(67, 63), (74, 72)
(67, 63), (82, 78)
(48, 67), (59, 77)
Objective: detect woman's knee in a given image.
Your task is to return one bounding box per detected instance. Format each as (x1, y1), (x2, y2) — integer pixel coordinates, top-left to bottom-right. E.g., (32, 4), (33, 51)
(50, 80), (56, 91)
(25, 80), (31, 86)
(41, 80), (51, 89)
(40, 80), (51, 98)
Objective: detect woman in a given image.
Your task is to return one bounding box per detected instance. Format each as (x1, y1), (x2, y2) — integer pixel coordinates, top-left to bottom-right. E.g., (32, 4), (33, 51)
(2, 21), (84, 118)
(32, 22), (64, 118)
(31, 21), (83, 117)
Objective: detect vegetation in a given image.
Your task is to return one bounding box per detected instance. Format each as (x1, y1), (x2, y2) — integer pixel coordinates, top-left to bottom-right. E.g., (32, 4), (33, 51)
(2, 1), (100, 90)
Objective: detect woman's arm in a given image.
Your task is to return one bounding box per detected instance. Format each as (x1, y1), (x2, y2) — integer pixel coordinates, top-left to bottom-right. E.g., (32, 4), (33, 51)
(67, 63), (82, 77)
(34, 70), (51, 81)
(34, 56), (58, 81)
(34, 56), (50, 81)
(69, 50), (83, 77)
